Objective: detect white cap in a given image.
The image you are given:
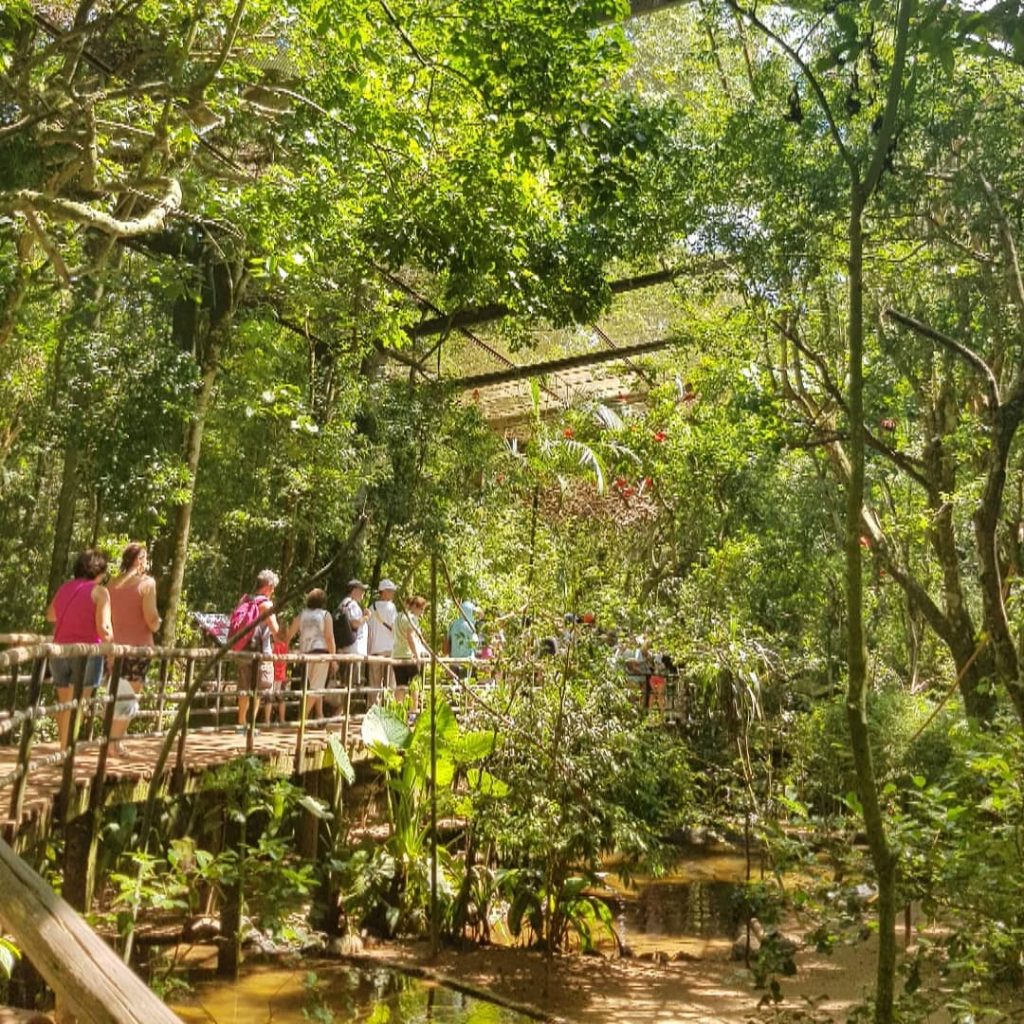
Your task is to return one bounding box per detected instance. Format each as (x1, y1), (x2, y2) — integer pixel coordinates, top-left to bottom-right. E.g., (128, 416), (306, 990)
(377, 579), (397, 592)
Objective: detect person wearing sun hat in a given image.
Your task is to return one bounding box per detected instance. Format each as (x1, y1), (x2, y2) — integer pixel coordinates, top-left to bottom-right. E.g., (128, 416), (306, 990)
(367, 578), (398, 700)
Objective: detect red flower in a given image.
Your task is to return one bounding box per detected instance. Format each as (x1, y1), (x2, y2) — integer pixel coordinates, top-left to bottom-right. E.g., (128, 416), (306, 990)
(496, 473), (505, 483)
(563, 427), (575, 439)
(613, 476), (628, 490)
(880, 418), (896, 432)
(653, 430), (667, 443)
(622, 486), (635, 498)
(859, 535), (871, 549)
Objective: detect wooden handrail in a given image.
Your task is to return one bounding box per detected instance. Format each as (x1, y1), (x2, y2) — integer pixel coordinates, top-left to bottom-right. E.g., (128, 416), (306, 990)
(0, 837), (184, 1024)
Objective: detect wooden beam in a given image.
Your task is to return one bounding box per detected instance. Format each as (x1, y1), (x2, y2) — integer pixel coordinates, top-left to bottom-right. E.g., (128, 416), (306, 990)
(0, 839), (185, 1024)
(405, 267), (690, 340)
(453, 337), (675, 389)
(628, 0), (688, 16)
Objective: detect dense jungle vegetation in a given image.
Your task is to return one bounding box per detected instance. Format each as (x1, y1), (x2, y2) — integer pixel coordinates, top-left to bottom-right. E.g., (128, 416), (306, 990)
(4, 0), (1024, 1021)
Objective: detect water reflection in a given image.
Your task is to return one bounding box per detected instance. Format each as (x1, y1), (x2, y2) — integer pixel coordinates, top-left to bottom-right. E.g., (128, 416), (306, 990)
(173, 963), (534, 1024)
(597, 853), (755, 957)
(616, 878), (739, 942)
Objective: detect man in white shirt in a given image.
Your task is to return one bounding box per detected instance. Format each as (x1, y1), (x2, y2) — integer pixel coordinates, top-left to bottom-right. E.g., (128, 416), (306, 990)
(367, 578), (398, 701)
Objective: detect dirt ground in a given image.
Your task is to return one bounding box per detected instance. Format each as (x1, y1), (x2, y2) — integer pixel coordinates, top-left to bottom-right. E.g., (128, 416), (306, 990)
(359, 936), (882, 1024)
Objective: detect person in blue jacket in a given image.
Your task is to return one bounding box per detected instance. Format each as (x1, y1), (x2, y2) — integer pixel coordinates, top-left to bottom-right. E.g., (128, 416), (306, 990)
(447, 600), (480, 676)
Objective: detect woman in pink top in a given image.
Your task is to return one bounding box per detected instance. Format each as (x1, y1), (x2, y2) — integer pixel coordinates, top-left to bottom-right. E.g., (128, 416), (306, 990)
(108, 543), (162, 751)
(46, 549), (113, 749)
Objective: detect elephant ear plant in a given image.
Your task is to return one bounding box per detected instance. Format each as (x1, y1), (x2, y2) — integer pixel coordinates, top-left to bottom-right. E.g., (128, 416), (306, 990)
(331, 698), (506, 939)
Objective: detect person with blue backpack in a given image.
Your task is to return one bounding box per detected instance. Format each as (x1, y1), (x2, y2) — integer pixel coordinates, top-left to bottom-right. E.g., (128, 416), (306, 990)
(228, 569), (282, 729)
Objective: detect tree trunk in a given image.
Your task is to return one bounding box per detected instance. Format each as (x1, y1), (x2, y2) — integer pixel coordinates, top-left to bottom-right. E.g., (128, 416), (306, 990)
(46, 442), (81, 603)
(161, 350), (220, 648)
(846, 191), (898, 1024)
(974, 394), (1024, 723)
(160, 261), (246, 646)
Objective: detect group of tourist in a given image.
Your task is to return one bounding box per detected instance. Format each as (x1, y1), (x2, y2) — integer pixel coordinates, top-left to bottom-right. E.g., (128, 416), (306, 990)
(46, 547), (666, 750)
(46, 550), (451, 746)
(228, 573), (433, 727)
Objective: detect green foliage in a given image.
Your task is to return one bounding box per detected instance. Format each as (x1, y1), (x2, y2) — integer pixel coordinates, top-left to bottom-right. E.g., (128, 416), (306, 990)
(0, 937), (20, 980)
(787, 689), (956, 814)
(103, 760), (316, 945)
(898, 723), (1024, 989)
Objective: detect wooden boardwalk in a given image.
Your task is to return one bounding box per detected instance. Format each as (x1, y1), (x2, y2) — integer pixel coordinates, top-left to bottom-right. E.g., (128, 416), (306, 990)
(0, 721), (366, 851)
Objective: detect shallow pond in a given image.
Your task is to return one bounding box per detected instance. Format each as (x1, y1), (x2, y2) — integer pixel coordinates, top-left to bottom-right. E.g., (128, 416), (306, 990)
(597, 851), (761, 958)
(173, 962), (536, 1024)
(171, 851), (764, 1020)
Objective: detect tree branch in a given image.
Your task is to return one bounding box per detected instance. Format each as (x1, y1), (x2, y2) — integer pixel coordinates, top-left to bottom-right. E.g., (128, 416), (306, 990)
(979, 173), (1024, 322)
(863, 0), (911, 197)
(884, 307), (1000, 409)
(4, 179), (183, 238)
(21, 208), (72, 287)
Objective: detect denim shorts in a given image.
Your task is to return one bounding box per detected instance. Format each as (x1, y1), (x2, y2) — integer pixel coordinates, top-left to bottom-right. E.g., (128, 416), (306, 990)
(50, 654), (105, 689)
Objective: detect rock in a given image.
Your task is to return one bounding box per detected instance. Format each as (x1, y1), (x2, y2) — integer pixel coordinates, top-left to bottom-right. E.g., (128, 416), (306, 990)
(243, 931), (278, 954)
(671, 950), (699, 962)
(763, 929), (802, 956)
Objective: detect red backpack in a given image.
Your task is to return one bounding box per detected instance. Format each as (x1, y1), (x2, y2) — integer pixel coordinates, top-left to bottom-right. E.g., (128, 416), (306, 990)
(228, 594), (267, 652)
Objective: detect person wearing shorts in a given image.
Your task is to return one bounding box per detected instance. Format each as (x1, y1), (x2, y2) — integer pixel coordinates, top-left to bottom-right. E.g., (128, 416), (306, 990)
(233, 570), (281, 728)
(108, 543), (162, 752)
(392, 596), (428, 708)
(46, 549), (113, 749)
(284, 588), (335, 722)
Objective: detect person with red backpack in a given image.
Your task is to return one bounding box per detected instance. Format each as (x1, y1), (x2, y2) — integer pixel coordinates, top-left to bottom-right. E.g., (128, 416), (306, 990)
(229, 569), (281, 729)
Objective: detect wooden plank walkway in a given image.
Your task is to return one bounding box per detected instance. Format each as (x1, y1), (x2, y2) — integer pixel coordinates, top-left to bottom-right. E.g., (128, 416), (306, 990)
(0, 722), (367, 851)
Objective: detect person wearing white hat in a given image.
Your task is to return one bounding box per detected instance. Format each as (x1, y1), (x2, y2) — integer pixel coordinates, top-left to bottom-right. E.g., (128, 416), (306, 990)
(367, 578), (398, 700)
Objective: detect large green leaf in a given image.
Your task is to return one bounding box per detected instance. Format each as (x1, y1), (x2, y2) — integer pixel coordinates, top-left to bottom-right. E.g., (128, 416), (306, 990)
(456, 729), (497, 762)
(326, 734), (356, 784)
(362, 705), (412, 751)
(466, 767), (509, 797)
(296, 794), (332, 820)
(0, 938), (20, 980)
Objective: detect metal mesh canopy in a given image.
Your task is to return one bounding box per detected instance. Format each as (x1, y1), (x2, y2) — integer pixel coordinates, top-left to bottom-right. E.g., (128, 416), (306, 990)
(436, 279), (682, 430)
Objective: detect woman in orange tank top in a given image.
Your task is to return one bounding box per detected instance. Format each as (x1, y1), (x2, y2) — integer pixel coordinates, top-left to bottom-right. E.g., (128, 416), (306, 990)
(108, 543), (162, 753)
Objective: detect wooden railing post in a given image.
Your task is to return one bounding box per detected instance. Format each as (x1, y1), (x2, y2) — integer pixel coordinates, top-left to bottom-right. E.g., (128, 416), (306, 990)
(9, 655), (45, 824)
(64, 658), (123, 913)
(294, 662), (309, 775)
(173, 658), (194, 793)
(0, 837), (186, 1024)
(57, 656), (87, 826)
(155, 655), (171, 732)
(5, 662), (17, 737)
(342, 658), (353, 745)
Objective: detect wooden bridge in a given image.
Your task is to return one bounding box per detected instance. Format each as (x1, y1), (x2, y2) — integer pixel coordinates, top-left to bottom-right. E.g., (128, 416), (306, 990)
(0, 636), (457, 852)
(0, 635), (472, 1024)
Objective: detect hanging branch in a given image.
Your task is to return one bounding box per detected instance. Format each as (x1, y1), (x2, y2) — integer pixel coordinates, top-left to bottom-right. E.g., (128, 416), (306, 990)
(5, 180), (183, 237)
(884, 308), (1000, 409)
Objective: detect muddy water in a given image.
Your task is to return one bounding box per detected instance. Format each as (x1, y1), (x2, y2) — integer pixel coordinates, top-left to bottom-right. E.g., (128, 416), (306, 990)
(597, 851), (759, 959)
(170, 852), (762, 1020)
(172, 961), (535, 1023)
